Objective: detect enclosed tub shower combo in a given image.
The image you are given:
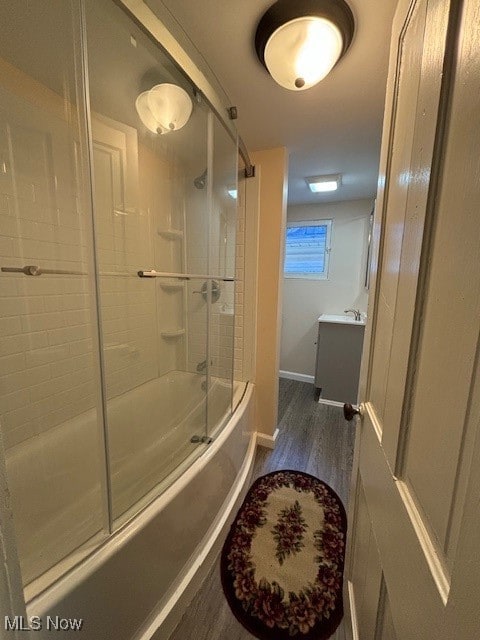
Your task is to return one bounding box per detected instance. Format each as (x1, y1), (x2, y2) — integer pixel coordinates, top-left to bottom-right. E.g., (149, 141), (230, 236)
(0, 1), (256, 638)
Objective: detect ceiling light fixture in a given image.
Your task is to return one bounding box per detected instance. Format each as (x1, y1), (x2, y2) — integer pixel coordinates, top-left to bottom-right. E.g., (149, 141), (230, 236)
(306, 174), (341, 192)
(135, 83), (192, 134)
(255, 0), (354, 91)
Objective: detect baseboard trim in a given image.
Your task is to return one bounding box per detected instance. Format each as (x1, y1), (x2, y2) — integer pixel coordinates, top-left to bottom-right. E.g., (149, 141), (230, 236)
(317, 398), (345, 408)
(347, 580), (360, 640)
(256, 428), (279, 449)
(279, 370), (315, 384)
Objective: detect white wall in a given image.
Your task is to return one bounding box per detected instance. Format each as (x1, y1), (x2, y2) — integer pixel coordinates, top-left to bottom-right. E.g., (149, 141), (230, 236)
(251, 148), (288, 437)
(280, 198), (373, 378)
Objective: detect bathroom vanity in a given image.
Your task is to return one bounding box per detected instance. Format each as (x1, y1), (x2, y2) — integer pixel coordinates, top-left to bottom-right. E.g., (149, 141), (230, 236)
(314, 314), (366, 404)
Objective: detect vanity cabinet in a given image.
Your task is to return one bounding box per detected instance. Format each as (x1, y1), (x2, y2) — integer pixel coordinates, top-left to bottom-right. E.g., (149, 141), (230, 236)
(314, 314), (366, 404)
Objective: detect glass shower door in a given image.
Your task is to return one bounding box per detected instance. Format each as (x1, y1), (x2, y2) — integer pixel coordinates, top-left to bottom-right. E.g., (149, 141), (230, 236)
(84, 0), (210, 525)
(206, 117), (238, 435)
(0, 0), (242, 596)
(0, 0), (107, 590)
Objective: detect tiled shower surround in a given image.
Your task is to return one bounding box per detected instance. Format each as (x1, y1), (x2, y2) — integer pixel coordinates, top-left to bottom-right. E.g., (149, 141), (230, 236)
(0, 77), (99, 450)
(0, 50), (245, 453)
(0, 121), (245, 451)
(0, 114), (168, 449)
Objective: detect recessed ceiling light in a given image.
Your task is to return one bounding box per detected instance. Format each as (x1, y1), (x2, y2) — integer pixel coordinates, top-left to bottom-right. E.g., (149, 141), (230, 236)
(306, 174), (341, 193)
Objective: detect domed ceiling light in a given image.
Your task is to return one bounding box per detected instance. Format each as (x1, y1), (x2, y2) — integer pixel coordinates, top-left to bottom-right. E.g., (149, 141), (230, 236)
(255, 0), (354, 91)
(135, 83), (192, 134)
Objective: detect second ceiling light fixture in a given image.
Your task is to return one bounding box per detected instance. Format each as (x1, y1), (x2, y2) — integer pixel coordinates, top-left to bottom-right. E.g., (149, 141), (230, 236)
(255, 0), (354, 91)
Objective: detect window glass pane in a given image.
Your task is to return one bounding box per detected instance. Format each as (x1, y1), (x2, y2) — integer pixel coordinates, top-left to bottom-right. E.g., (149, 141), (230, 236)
(284, 222), (330, 277)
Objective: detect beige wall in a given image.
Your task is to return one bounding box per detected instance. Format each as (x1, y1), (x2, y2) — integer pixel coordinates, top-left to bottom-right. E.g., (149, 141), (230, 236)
(280, 198), (373, 378)
(250, 148), (288, 437)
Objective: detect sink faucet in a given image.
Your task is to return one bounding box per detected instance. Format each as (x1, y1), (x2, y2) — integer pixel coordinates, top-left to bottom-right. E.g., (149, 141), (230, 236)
(344, 308), (362, 321)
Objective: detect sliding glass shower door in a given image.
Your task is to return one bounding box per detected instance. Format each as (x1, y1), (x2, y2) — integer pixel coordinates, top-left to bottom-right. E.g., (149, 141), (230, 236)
(0, 0), (108, 589)
(84, 0), (213, 523)
(85, 0), (240, 521)
(206, 117), (238, 434)
(0, 0), (241, 591)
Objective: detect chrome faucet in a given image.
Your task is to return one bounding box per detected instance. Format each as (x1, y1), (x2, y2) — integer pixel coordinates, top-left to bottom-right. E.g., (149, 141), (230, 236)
(344, 308), (362, 321)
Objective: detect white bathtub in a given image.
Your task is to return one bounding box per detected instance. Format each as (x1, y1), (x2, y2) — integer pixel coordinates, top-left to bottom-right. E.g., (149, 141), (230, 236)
(23, 378), (255, 640)
(7, 372), (244, 592)
(107, 371), (241, 521)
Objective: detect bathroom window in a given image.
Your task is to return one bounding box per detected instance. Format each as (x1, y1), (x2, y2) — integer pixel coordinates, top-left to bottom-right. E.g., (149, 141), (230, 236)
(284, 220), (332, 279)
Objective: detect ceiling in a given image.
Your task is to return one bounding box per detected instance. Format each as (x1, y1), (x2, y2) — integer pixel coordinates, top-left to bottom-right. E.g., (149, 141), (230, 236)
(151, 0), (398, 204)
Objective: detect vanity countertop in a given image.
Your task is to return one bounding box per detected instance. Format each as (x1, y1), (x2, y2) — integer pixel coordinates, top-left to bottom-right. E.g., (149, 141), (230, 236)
(318, 313), (366, 326)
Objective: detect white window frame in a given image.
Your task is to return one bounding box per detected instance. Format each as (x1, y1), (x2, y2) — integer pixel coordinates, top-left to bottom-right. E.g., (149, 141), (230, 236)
(284, 219), (332, 280)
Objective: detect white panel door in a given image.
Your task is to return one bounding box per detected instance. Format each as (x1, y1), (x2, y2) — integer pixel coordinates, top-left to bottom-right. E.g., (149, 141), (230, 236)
(346, 0), (480, 638)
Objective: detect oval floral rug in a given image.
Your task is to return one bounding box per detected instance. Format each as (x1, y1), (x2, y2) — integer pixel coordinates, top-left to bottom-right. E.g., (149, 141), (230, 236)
(221, 470), (347, 640)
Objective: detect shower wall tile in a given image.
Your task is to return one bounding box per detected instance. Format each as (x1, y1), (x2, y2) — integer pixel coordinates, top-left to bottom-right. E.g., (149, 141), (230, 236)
(0, 100), (103, 449)
(1, 101), (247, 457)
(0, 113), (176, 447)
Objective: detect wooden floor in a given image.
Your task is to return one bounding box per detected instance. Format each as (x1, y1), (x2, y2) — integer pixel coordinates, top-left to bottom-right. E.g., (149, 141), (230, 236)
(168, 379), (356, 640)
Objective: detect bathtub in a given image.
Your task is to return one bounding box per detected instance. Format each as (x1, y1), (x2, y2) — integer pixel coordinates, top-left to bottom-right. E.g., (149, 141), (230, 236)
(107, 371), (244, 522)
(22, 376), (255, 640)
(9, 371), (243, 591)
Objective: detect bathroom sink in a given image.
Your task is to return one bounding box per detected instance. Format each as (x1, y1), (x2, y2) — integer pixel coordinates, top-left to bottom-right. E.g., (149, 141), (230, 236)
(318, 313), (366, 326)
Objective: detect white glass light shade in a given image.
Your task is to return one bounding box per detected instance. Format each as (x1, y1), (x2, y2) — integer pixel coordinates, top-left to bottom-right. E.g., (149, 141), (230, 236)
(135, 91), (159, 134)
(135, 83), (192, 134)
(264, 16), (343, 91)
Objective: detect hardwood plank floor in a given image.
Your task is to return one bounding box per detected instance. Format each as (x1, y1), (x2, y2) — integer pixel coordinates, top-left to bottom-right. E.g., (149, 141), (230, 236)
(168, 379), (355, 640)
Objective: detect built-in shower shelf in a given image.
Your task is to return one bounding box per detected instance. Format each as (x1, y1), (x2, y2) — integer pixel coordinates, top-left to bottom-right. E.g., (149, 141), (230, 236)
(160, 329), (186, 338)
(159, 282), (185, 291)
(157, 228), (184, 240)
